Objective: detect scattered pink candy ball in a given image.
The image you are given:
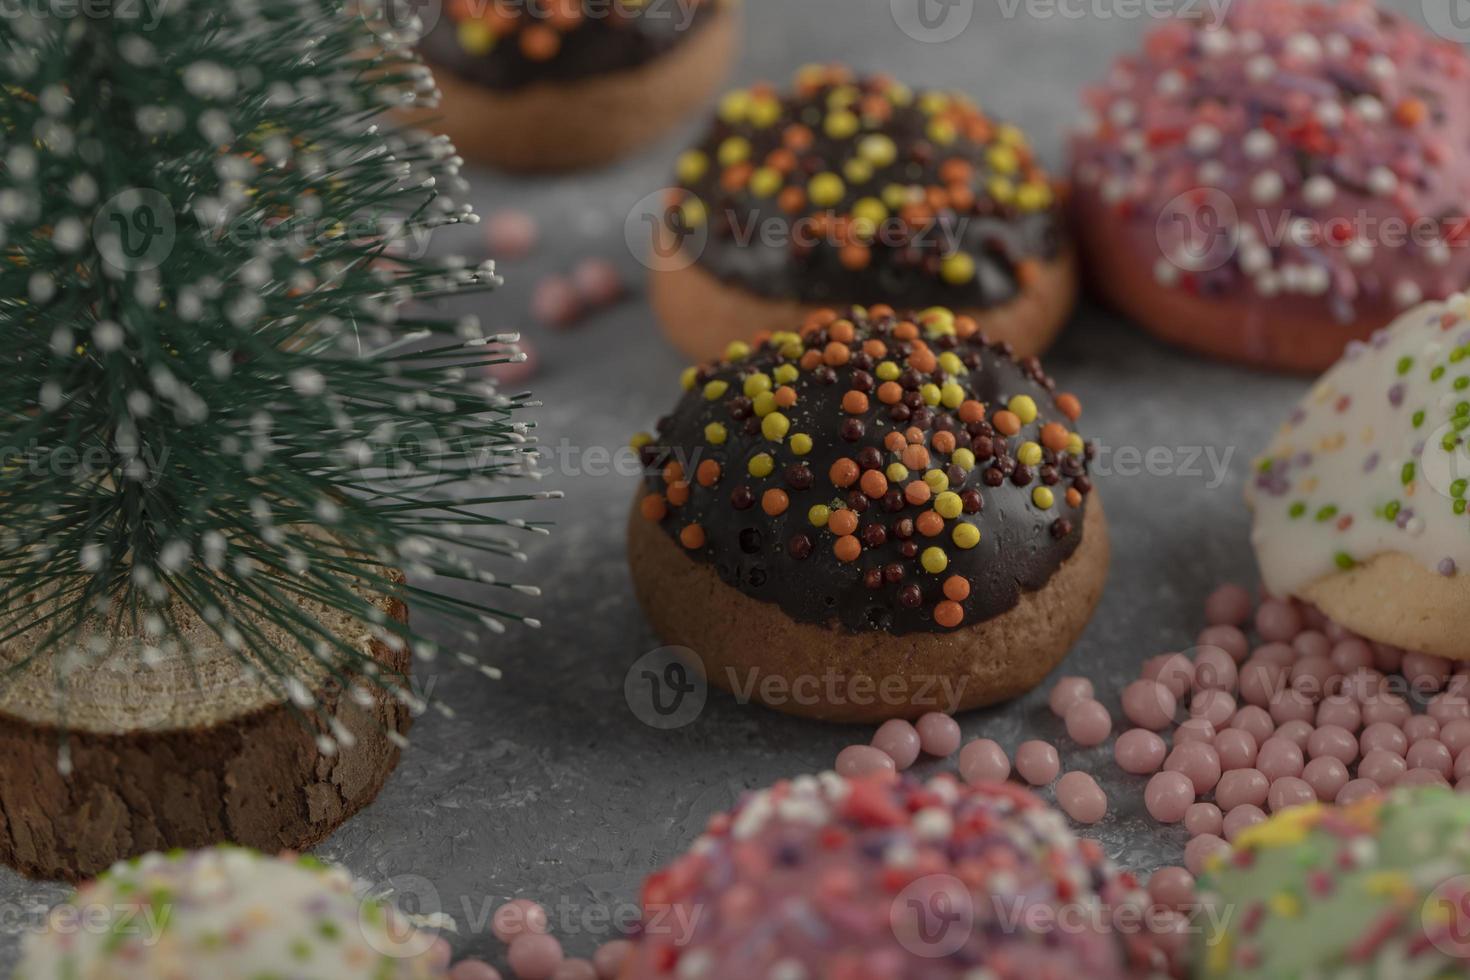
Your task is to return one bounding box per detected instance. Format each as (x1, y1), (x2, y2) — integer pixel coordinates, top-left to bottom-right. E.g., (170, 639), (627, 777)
(1455, 748), (1470, 782)
(1256, 737), (1304, 782)
(1268, 689), (1316, 726)
(1174, 719), (1217, 744)
(450, 961), (503, 980)
(1048, 676), (1094, 717)
(1250, 642), (1297, 667)
(1165, 741), (1221, 796)
(1214, 728), (1258, 770)
(1147, 866), (1196, 911)
(1401, 767), (1451, 788)
(1292, 630), (1331, 660)
(1328, 638), (1373, 674)
(1429, 691), (1470, 723)
(1216, 769), (1270, 810)
(1302, 756), (1349, 801)
(532, 275), (582, 328)
(1230, 705), (1275, 744)
(592, 941), (634, 980)
(1404, 715), (1441, 744)
(1335, 777), (1382, 805)
(1360, 721), (1408, 757)
(1359, 749), (1407, 788)
(1362, 692), (1412, 727)
(1238, 660), (1284, 708)
(1407, 738), (1454, 778)
(428, 938), (453, 969)
(1306, 725), (1358, 765)
(1184, 834), (1229, 876)
(493, 899), (550, 943)
(1273, 719), (1315, 752)
(1289, 656), (1337, 700)
(1441, 719), (1470, 755)
(1255, 599), (1302, 643)
(1122, 679), (1177, 730)
(1115, 728), (1167, 775)
(1065, 699), (1112, 747)
(485, 209), (538, 260)
(1267, 776), (1316, 813)
(1015, 740), (1061, 786)
(1222, 804), (1267, 842)
(958, 738), (1011, 785)
(1403, 651), (1452, 693)
(1184, 802), (1223, 838)
(551, 959), (598, 980)
(1056, 771), (1107, 824)
(1145, 771), (1195, 824)
(1204, 583), (1252, 626)
(1316, 695), (1361, 733)
(571, 258), (625, 307)
(871, 719), (921, 770)
(508, 934), (565, 980)
(1191, 689), (1236, 728)
(1143, 653), (1195, 700)
(1196, 625), (1249, 663)
(1193, 647), (1237, 694)
(836, 744), (897, 778)
(916, 712), (962, 757)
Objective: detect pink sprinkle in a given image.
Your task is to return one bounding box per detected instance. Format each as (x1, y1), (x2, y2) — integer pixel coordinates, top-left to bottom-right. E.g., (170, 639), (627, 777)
(1115, 728), (1167, 775)
(1056, 771), (1107, 824)
(1268, 689), (1317, 726)
(1122, 679), (1177, 730)
(1065, 699), (1112, 747)
(550, 961), (597, 980)
(1184, 834), (1229, 876)
(1273, 720), (1314, 752)
(493, 899), (550, 943)
(1174, 718), (1217, 744)
(1145, 771), (1195, 824)
(1403, 651), (1452, 692)
(958, 738), (1011, 785)
(508, 934), (565, 980)
(1440, 719), (1470, 754)
(871, 719), (922, 770)
(592, 941), (634, 980)
(1400, 767), (1450, 788)
(1238, 661), (1285, 708)
(1403, 715), (1441, 744)
(1328, 639), (1373, 674)
(571, 258), (625, 308)
(1184, 802), (1223, 838)
(1204, 583), (1253, 626)
(1048, 676), (1094, 717)
(1315, 696), (1362, 733)
(1015, 740), (1061, 786)
(451, 961), (504, 980)
(1223, 804), (1267, 842)
(1230, 705), (1276, 744)
(1293, 630), (1332, 660)
(1406, 738), (1453, 778)
(1191, 689), (1237, 728)
(835, 744), (897, 779)
(532, 275), (583, 328)
(485, 209), (538, 260)
(915, 712), (962, 757)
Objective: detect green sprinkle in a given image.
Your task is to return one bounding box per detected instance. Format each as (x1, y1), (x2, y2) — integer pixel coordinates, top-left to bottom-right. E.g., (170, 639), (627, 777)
(1458, 500), (1468, 515)
(1433, 366), (1447, 381)
(1289, 501), (1307, 519)
(1397, 356), (1414, 375)
(1403, 462), (1417, 486)
(1457, 401), (1470, 416)
(1257, 458), (1274, 474)
(1457, 377), (1470, 391)
(1445, 434), (1461, 452)
(1315, 505), (1338, 522)
(1335, 552), (1356, 570)
(1455, 417), (1470, 432)
(1453, 349), (1467, 364)
(1454, 479), (1468, 499)
(1386, 500), (1402, 520)
(1414, 410), (1427, 428)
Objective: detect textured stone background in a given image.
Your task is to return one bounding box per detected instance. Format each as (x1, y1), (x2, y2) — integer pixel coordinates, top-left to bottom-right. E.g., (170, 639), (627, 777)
(0, 0), (1438, 971)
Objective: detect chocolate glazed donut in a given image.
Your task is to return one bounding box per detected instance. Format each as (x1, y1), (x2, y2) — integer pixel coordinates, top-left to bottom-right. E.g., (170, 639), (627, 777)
(628, 305), (1108, 723)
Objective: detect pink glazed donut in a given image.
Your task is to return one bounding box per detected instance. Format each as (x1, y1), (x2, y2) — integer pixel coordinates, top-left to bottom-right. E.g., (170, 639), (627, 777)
(1069, 0), (1470, 373)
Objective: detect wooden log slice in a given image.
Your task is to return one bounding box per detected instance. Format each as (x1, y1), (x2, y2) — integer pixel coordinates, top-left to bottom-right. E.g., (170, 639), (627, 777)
(0, 577), (412, 881)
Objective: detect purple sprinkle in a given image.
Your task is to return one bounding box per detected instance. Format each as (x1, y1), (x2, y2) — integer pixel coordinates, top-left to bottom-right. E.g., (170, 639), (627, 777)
(1372, 330), (1391, 348)
(1413, 440), (1425, 458)
(1294, 451), (1314, 467)
(1440, 558), (1458, 577)
(1363, 452), (1380, 473)
(1388, 383), (1406, 407)
(1396, 509), (1415, 530)
(1459, 329), (1470, 346)
(1289, 408), (1308, 425)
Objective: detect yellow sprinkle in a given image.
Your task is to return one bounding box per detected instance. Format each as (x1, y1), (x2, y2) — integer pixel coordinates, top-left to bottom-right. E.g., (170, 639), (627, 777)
(938, 352), (964, 376)
(743, 373), (772, 398)
(748, 453), (774, 478)
(886, 462), (910, 483)
(456, 20), (496, 55)
(809, 173), (846, 208)
(703, 380), (729, 400)
(920, 383), (942, 406)
(987, 145), (1019, 175)
(996, 123), (1027, 147)
(927, 118), (957, 145)
(824, 109), (859, 139)
(851, 196), (888, 228)
(952, 524), (980, 549)
(749, 167), (783, 198)
(780, 341), (805, 360)
(761, 412), (790, 442)
(718, 89), (751, 123)
(680, 198), (707, 229)
(826, 84), (858, 108)
(680, 367), (698, 391)
(748, 96), (781, 128)
(718, 136), (751, 167)
(675, 150), (709, 184)
(859, 134), (897, 167)
(924, 469), (949, 492)
(1233, 805), (1323, 851)
(790, 433), (813, 455)
(724, 340), (751, 361)
(1267, 892), (1301, 919)
(940, 382), (965, 409)
(1017, 442), (1043, 466)
(1364, 871), (1414, 901)
(918, 91), (950, 115)
(987, 177), (1015, 205)
(843, 158), (874, 186)
(808, 504), (830, 528)
(1008, 395), (1038, 424)
(941, 253), (976, 285)
(1066, 433), (1085, 456)
(753, 391), (777, 417)
(921, 547), (949, 574)
(704, 422), (727, 445)
(630, 432), (653, 451)
(934, 492), (962, 519)
(1032, 486), (1055, 509)
(1016, 182), (1053, 211)
(886, 82), (913, 106)
(952, 448), (975, 471)
(876, 361), (901, 382)
(920, 307), (956, 336)
(773, 364), (798, 385)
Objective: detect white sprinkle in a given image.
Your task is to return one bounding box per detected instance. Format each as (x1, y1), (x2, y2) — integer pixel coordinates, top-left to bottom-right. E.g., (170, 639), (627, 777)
(1352, 95), (1385, 124)
(1251, 171), (1285, 205)
(1395, 280), (1425, 308)
(1345, 239), (1374, 266)
(1154, 259), (1181, 287)
(1243, 129), (1276, 161)
(93, 320), (124, 351)
(1285, 33), (1322, 62)
(1157, 70), (1186, 96)
(1187, 123), (1222, 155)
(1245, 54), (1276, 82)
(1368, 166), (1399, 197)
(1108, 100), (1138, 127)
(1302, 176), (1336, 208)
(1240, 245), (1272, 275)
(1315, 101), (1344, 129)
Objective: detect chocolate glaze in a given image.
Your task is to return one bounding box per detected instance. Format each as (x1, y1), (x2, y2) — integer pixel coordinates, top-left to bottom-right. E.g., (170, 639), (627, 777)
(639, 307), (1095, 635)
(669, 70), (1064, 313)
(420, 0), (723, 92)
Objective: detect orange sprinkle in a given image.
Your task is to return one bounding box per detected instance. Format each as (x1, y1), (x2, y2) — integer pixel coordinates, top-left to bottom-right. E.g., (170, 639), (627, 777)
(1066, 487), (1083, 508)
(902, 444), (930, 470)
(783, 124), (814, 151)
(823, 341), (851, 367)
(1396, 98), (1427, 127)
(778, 187), (807, 214)
(958, 400), (986, 424)
(666, 481), (690, 507)
(839, 244), (870, 270)
(860, 469), (889, 499)
(1016, 259), (1042, 288)
(679, 524), (706, 549)
(696, 459), (722, 487)
(762, 489), (790, 516)
(519, 24), (560, 60)
(774, 385), (798, 408)
(828, 319), (855, 343)
(993, 410), (1021, 436)
(939, 158), (973, 185)
(934, 600), (964, 629)
(1040, 423), (1070, 452)
(833, 535), (861, 562)
(947, 185), (976, 213)
(884, 431), (907, 452)
(862, 339), (887, 358)
(640, 495), (668, 522)
(869, 304), (895, 319)
(905, 427), (925, 445)
(805, 308), (838, 330)
(932, 431), (957, 454)
(829, 458), (860, 488)
(893, 321), (919, 341)
(800, 349), (823, 371)
(916, 511), (944, 537)
(765, 148), (797, 173)
(1056, 393), (1082, 421)
(721, 163), (754, 192)
(955, 315), (979, 339)
(907, 348), (937, 374)
(828, 509), (859, 536)
(877, 381), (904, 405)
(662, 461), (684, 485)
(904, 481), (932, 506)
(842, 391), (870, 415)
(943, 575), (971, 601)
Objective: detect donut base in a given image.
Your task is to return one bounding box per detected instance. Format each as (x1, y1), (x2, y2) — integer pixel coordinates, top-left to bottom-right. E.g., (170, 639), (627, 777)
(1071, 187), (1393, 374)
(0, 585), (411, 881)
(649, 247), (1078, 365)
(1297, 551), (1470, 661)
(627, 495), (1108, 723)
(405, 11), (739, 172)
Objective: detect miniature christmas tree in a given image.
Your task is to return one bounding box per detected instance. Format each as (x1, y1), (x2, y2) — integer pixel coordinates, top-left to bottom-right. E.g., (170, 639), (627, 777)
(0, 1), (548, 759)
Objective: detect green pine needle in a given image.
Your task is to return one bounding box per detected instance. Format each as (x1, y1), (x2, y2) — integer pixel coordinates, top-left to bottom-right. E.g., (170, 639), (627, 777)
(0, 0), (549, 744)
